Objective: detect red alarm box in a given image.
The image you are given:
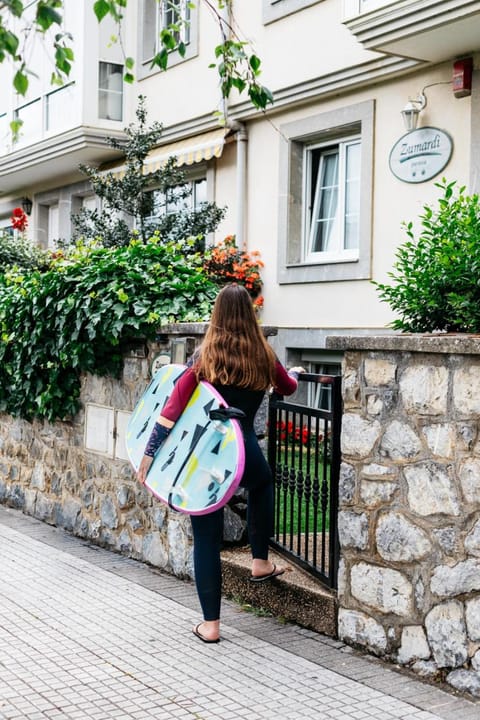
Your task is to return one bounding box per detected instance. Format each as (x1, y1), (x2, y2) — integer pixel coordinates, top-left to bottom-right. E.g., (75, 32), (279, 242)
(453, 58), (473, 98)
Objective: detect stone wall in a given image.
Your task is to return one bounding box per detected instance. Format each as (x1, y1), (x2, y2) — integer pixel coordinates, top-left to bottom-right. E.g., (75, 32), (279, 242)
(327, 334), (480, 697)
(0, 323), (275, 578)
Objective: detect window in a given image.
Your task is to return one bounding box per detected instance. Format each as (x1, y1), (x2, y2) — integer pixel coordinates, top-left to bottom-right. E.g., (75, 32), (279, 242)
(148, 177), (207, 221)
(141, 0), (197, 76)
(98, 62), (123, 121)
(278, 100), (374, 284)
(263, 0), (321, 24)
(306, 361), (342, 411)
(305, 138), (360, 262)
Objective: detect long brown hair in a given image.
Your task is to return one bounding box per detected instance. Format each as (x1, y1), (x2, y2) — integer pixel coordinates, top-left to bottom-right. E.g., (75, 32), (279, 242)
(195, 284), (276, 390)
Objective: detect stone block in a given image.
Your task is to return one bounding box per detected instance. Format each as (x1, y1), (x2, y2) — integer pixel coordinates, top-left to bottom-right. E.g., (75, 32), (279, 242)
(422, 423), (455, 459)
(350, 562), (413, 616)
(338, 511), (369, 550)
(397, 625), (431, 664)
(361, 463), (397, 478)
(360, 480), (397, 508)
(337, 608), (387, 654)
(404, 463), (459, 517)
(339, 462), (356, 505)
(376, 512), (431, 562)
(142, 532), (168, 569)
(425, 600), (468, 668)
(466, 597), (480, 641)
(459, 459), (480, 506)
(343, 368), (361, 408)
(7, 484), (25, 510)
(364, 358), (396, 386)
(366, 394), (383, 415)
(465, 519), (480, 558)
(446, 669), (480, 697)
(167, 518), (190, 576)
(116, 484), (135, 510)
(399, 365), (448, 415)
(433, 527), (458, 556)
(100, 495), (119, 530)
(341, 414), (381, 458)
(431, 559), (480, 597)
(454, 365), (480, 415)
(380, 421), (422, 461)
(411, 660), (439, 677)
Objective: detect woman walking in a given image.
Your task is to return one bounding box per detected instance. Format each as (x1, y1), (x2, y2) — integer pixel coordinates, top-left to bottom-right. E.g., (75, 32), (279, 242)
(137, 284), (302, 643)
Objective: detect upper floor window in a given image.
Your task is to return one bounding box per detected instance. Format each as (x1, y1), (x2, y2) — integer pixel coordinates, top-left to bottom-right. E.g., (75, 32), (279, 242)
(141, 0), (197, 76)
(98, 62), (123, 121)
(305, 138), (360, 263)
(263, 0), (321, 24)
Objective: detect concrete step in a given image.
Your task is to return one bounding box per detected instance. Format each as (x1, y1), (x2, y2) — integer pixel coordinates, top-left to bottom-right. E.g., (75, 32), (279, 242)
(221, 546), (337, 637)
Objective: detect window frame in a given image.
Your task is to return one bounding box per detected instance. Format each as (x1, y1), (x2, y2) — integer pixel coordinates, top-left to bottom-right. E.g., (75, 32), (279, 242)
(303, 136), (361, 264)
(277, 100), (374, 284)
(145, 167), (208, 223)
(98, 62), (124, 122)
(139, 0), (198, 79)
(263, 0), (322, 24)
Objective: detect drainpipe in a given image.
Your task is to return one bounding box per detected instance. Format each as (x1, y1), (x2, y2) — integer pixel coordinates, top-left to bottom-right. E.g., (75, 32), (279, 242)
(229, 120), (248, 247)
(218, 2), (248, 246)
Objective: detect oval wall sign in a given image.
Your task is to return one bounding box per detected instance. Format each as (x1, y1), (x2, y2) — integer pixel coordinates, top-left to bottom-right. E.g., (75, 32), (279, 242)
(389, 127), (453, 184)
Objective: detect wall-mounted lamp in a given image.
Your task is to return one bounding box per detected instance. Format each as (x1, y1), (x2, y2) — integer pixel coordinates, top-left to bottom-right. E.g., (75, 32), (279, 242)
(21, 197), (32, 215)
(401, 92), (427, 133)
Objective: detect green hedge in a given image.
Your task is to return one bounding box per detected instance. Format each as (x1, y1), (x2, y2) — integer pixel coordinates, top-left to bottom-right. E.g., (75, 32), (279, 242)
(0, 238), (217, 421)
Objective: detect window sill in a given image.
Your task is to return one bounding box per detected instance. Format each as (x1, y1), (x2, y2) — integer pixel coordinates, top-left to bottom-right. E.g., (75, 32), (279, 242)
(280, 255), (370, 284)
(301, 251), (360, 265)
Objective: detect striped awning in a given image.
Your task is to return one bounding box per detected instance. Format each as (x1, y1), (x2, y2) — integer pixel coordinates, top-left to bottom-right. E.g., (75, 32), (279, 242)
(102, 128), (228, 179)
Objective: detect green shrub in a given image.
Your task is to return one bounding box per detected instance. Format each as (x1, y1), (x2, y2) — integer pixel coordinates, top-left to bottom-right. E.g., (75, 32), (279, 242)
(0, 231), (49, 273)
(0, 237), (217, 421)
(375, 180), (480, 333)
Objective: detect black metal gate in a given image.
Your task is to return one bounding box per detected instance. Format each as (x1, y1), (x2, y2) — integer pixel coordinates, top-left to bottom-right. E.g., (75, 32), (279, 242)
(267, 373), (342, 589)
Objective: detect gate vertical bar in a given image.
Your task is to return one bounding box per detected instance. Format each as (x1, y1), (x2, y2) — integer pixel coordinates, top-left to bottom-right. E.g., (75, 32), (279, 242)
(328, 374), (342, 588)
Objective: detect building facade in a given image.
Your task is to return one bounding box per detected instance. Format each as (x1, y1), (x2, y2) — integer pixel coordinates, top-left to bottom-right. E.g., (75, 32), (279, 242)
(1, 0), (480, 377)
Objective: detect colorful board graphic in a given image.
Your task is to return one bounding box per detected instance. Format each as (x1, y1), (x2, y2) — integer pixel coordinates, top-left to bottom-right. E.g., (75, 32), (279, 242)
(125, 364), (245, 515)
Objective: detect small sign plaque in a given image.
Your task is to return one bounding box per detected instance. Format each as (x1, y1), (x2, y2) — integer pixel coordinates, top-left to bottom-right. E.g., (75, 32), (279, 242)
(389, 127), (453, 184)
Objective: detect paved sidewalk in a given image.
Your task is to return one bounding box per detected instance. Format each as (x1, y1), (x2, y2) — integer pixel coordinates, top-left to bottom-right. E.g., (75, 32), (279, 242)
(0, 507), (478, 720)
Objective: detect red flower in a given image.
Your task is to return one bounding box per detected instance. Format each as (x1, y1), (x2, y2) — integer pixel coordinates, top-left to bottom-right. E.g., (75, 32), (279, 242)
(11, 207), (28, 232)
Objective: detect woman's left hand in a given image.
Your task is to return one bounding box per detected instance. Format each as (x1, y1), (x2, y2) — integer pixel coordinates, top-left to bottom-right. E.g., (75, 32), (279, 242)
(137, 455), (153, 485)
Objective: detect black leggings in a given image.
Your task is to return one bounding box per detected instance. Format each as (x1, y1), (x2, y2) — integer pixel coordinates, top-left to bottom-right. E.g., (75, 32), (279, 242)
(190, 481), (274, 621)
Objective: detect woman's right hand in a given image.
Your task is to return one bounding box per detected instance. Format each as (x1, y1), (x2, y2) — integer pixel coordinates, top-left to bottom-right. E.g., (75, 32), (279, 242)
(137, 455), (154, 486)
(288, 366), (306, 376)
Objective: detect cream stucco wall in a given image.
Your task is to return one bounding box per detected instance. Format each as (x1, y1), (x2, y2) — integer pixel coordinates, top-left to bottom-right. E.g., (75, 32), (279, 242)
(226, 63), (473, 331)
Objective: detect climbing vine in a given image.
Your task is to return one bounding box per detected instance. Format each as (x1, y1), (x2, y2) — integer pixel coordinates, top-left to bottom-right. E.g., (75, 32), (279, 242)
(0, 237), (217, 421)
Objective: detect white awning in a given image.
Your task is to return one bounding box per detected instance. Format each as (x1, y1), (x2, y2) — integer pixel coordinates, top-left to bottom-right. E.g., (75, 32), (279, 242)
(102, 128), (228, 179)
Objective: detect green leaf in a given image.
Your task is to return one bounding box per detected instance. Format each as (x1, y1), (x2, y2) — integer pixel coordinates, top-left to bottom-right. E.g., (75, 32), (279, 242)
(36, 3), (62, 31)
(93, 0), (111, 22)
(125, 56), (135, 70)
(249, 54), (261, 74)
(13, 69), (28, 95)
